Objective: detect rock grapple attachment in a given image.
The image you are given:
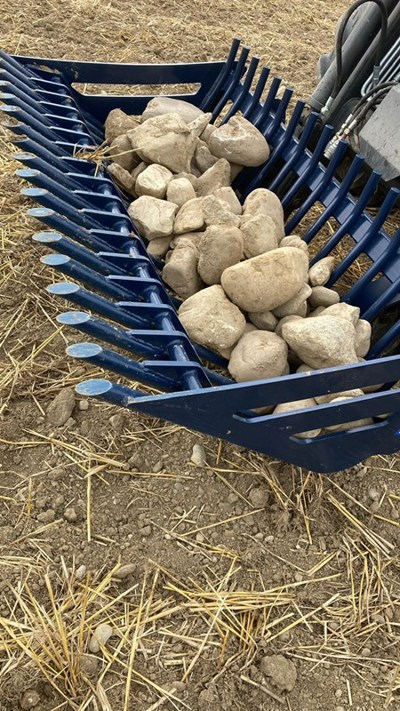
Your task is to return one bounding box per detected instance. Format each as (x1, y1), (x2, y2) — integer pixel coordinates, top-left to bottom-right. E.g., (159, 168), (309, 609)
(2, 39), (400, 473)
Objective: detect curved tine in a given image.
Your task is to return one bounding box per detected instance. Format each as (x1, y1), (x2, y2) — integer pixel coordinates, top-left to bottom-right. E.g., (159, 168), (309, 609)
(222, 55), (260, 123)
(211, 46), (250, 121)
(289, 148), (360, 240)
(268, 112), (320, 193)
(368, 307), (400, 358)
(313, 171), (381, 267)
(280, 124), (333, 210)
(252, 76), (282, 128)
(199, 37), (241, 111)
(333, 189), (400, 289)
(363, 274), (400, 322)
(243, 65), (270, 120)
(259, 88), (293, 140)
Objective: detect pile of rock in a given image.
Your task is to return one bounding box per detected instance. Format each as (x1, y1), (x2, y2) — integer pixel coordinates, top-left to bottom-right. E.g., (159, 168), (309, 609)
(104, 98), (373, 437)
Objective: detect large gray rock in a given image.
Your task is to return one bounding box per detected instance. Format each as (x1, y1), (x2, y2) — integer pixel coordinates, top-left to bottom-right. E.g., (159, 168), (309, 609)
(166, 177), (196, 207)
(109, 134), (138, 172)
(105, 109), (139, 144)
(107, 163), (136, 196)
(355, 319), (372, 357)
(221, 247), (309, 313)
(282, 316), (358, 368)
(135, 163), (173, 199)
(242, 188), (284, 238)
(318, 302), (360, 326)
(128, 196), (178, 240)
(196, 159), (231, 197)
(162, 244), (202, 300)
(174, 197), (204, 234)
(240, 214), (279, 258)
(273, 283), (312, 318)
(202, 195), (241, 227)
(208, 115), (270, 167)
(128, 113), (197, 173)
(197, 225), (243, 285)
(308, 286), (340, 308)
(228, 331), (288, 382)
(273, 398), (321, 438)
(308, 256), (335, 286)
(178, 285), (246, 355)
(141, 97), (205, 124)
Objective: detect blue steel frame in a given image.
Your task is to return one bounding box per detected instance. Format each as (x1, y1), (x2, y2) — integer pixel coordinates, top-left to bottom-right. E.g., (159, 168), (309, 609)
(2, 38), (400, 473)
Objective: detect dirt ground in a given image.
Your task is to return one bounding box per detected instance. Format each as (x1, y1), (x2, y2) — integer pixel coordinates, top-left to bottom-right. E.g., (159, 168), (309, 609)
(1, 1), (400, 710)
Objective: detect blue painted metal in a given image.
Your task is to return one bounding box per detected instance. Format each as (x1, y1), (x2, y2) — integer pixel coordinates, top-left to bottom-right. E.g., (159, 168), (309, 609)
(3, 38), (400, 473)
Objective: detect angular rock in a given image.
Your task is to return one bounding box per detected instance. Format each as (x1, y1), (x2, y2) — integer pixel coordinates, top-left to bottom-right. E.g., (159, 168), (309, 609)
(213, 187), (242, 215)
(105, 108), (139, 144)
(173, 171), (199, 188)
(355, 319), (372, 357)
(228, 331), (288, 382)
(141, 97), (205, 124)
(221, 247), (309, 313)
(178, 285), (246, 355)
(240, 214), (279, 258)
(209, 115), (270, 166)
(46, 387), (75, 427)
(174, 197), (204, 234)
(170, 231), (204, 249)
(309, 256), (335, 286)
(202, 194), (241, 227)
(248, 310), (278, 331)
(194, 140), (219, 173)
(187, 112), (212, 138)
(131, 160), (147, 183)
(196, 159), (231, 197)
(275, 314), (304, 338)
(107, 163), (136, 196)
(166, 177), (196, 207)
(200, 123), (217, 143)
(315, 388), (365, 405)
(198, 225), (243, 285)
(280, 235), (309, 254)
(109, 134), (138, 171)
(274, 283), (312, 318)
(308, 286), (340, 308)
(325, 395), (373, 432)
(282, 316), (357, 368)
(230, 163), (243, 181)
(128, 196), (178, 240)
(308, 306), (326, 317)
(317, 302), (360, 326)
(134, 163), (172, 199)
(129, 113), (197, 173)
(147, 235), (171, 258)
(260, 654), (297, 692)
(243, 188), (284, 238)
(273, 398), (321, 438)
(162, 244), (202, 300)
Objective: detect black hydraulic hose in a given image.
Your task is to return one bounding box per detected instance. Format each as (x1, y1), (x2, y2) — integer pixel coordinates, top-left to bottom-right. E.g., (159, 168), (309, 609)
(332, 0), (389, 101)
(352, 79), (398, 114)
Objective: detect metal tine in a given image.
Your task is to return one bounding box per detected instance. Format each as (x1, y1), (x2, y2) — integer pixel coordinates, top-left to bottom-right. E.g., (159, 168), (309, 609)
(279, 124), (334, 209)
(258, 87), (294, 138)
(286, 144), (358, 237)
(23, 188), (129, 231)
(0, 94), (86, 132)
(15, 158), (112, 193)
(67, 343), (177, 391)
(362, 264), (400, 322)
(221, 55), (260, 123)
(252, 76), (282, 129)
(330, 188), (400, 286)
(266, 112), (321, 194)
(16, 161), (86, 191)
(242, 66), (270, 121)
(0, 80), (74, 114)
(1, 105), (91, 144)
(0, 67), (69, 100)
(308, 171), (381, 264)
(9, 126), (77, 159)
(29, 211), (131, 252)
(369, 304), (400, 357)
(211, 46), (250, 121)
(42, 254), (136, 300)
(199, 37), (241, 111)
(34, 234), (131, 275)
(20, 173), (105, 210)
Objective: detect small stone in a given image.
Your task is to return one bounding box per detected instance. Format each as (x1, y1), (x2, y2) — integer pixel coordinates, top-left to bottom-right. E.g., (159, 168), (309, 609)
(248, 486), (270, 508)
(174, 197), (204, 234)
(198, 225), (243, 285)
(370, 500), (380, 513)
(105, 108), (139, 144)
(191, 443), (207, 467)
(152, 459), (164, 473)
(280, 235), (309, 254)
(162, 243), (202, 300)
(240, 214), (279, 257)
(355, 319), (372, 357)
(108, 162), (136, 196)
(46, 387), (75, 427)
(227, 493), (239, 504)
(242, 188), (284, 238)
(228, 331), (288, 383)
(308, 256), (335, 286)
(166, 177), (196, 207)
(75, 564), (87, 580)
(20, 690), (41, 710)
(260, 654), (297, 692)
(202, 194), (241, 228)
(273, 399), (321, 438)
(109, 133), (138, 172)
(248, 310), (278, 331)
(37, 509), (55, 524)
(195, 532), (205, 543)
(368, 487), (380, 501)
(308, 286), (340, 308)
(196, 158), (231, 197)
(208, 115), (270, 166)
(194, 140), (219, 173)
(360, 646), (371, 657)
(109, 412), (125, 433)
(140, 525), (152, 537)
(135, 164), (173, 199)
(78, 400), (89, 411)
(282, 316), (357, 369)
(64, 507), (77, 523)
(141, 97), (204, 124)
(187, 112), (212, 138)
(335, 689), (343, 699)
(273, 283), (312, 318)
(79, 654), (99, 678)
(89, 623), (114, 653)
(128, 196), (178, 240)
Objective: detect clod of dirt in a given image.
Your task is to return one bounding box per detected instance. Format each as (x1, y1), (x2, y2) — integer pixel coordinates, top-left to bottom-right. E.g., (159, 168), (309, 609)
(46, 387), (75, 427)
(240, 214), (279, 258)
(174, 197), (205, 234)
(355, 319), (372, 357)
(221, 247), (309, 313)
(202, 194), (241, 227)
(36, 509), (55, 523)
(109, 412), (126, 433)
(260, 654), (297, 692)
(162, 243), (203, 300)
(317, 302), (360, 325)
(128, 196), (178, 240)
(273, 398), (321, 438)
(308, 255), (335, 286)
(190, 443), (207, 467)
(248, 486), (270, 508)
(178, 285), (246, 355)
(197, 225), (243, 285)
(78, 654), (99, 678)
(280, 234), (309, 254)
(248, 310), (278, 331)
(196, 158), (231, 196)
(308, 286), (340, 308)
(141, 97), (205, 124)
(20, 689), (41, 710)
(282, 316), (358, 368)
(135, 163), (173, 199)
(228, 331), (288, 383)
(114, 563), (136, 580)
(273, 283), (312, 318)
(208, 115), (270, 167)
(242, 188), (284, 238)
(166, 177), (196, 207)
(104, 108), (139, 144)
(89, 623), (114, 653)
(64, 507), (77, 523)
